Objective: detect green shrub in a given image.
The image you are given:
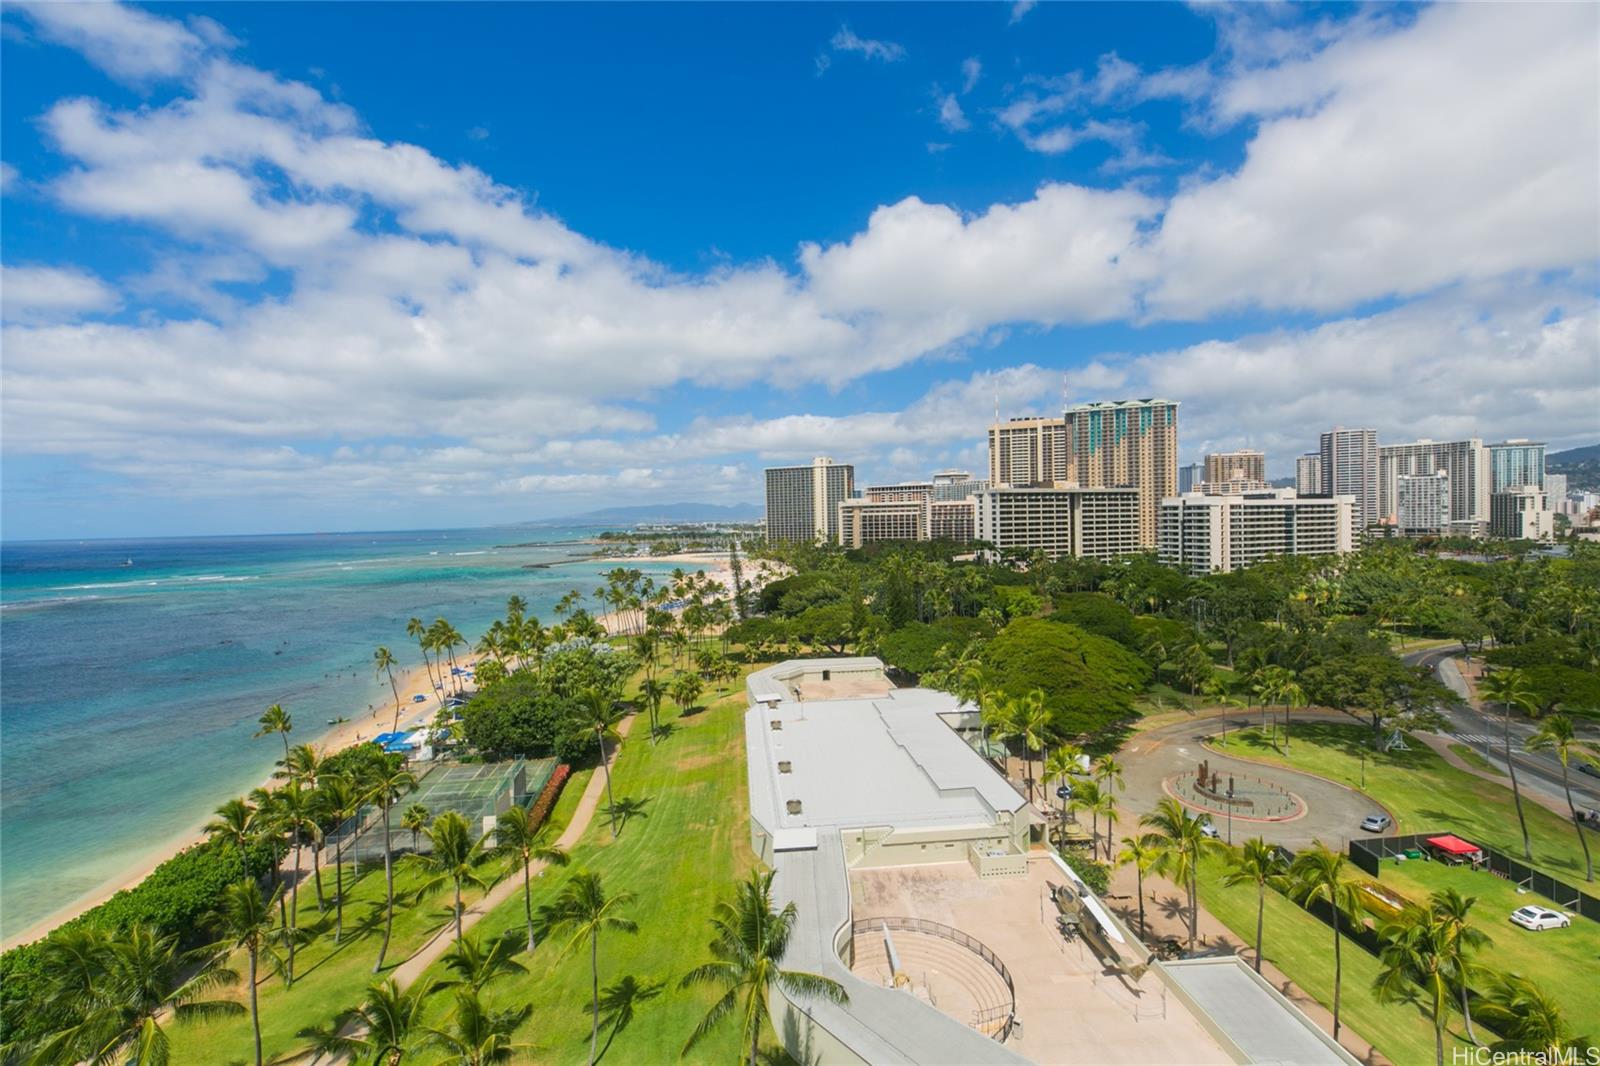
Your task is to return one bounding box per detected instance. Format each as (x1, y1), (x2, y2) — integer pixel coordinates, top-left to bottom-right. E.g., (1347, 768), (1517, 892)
(1060, 850), (1111, 896)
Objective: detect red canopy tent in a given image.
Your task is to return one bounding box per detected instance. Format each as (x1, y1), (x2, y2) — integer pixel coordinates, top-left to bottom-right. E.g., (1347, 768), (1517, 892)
(1425, 834), (1484, 862)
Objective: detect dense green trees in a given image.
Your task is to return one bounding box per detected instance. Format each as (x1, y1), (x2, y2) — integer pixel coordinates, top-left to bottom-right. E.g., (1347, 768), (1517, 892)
(980, 619), (1150, 736)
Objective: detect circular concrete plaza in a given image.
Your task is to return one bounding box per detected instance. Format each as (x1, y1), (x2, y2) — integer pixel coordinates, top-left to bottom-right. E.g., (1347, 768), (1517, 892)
(1166, 769), (1306, 822)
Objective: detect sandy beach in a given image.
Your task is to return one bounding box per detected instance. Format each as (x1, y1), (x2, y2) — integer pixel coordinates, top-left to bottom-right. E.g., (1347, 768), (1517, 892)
(2, 655), (459, 950)
(6, 552), (742, 949)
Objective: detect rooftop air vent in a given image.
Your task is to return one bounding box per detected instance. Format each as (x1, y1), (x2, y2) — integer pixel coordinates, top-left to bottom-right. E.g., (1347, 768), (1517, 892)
(778, 761), (792, 774)
(786, 799), (803, 815)
(770, 720), (783, 731)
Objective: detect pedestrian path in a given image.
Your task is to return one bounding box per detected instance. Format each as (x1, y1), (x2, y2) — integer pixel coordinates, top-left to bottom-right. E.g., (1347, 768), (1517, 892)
(390, 714), (637, 990)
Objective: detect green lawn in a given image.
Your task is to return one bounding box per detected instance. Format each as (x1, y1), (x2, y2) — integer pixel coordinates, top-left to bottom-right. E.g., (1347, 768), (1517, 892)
(415, 671), (762, 1065)
(1447, 743), (1505, 777)
(167, 768), (593, 1065)
(1377, 859), (1600, 1041)
(1209, 722), (1595, 881)
(1196, 853), (1454, 1066)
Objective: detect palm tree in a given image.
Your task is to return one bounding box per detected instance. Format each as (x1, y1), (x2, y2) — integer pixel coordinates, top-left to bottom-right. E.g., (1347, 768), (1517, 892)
(1116, 835), (1160, 939)
(640, 677), (668, 743)
(681, 868), (847, 1066)
(420, 987), (532, 1065)
(1474, 973), (1576, 1059)
(494, 804), (571, 951)
(1043, 747), (1080, 824)
(432, 931), (528, 994)
(1093, 754), (1126, 860)
(255, 702), (293, 763)
(283, 743), (331, 911)
(1479, 667), (1537, 860)
(1140, 797), (1218, 951)
(321, 774), (363, 942)
(209, 879), (284, 1066)
(405, 811), (494, 943)
(1279, 679), (1307, 751)
(669, 670), (703, 717)
(204, 796), (258, 864)
(1526, 713), (1595, 881)
(403, 803), (431, 853)
(249, 787), (291, 931)
(374, 646), (403, 734)
(1374, 904), (1457, 1066)
(580, 686), (628, 839)
(1288, 842), (1363, 1040)
(1428, 888), (1489, 1046)
(992, 690), (1051, 805)
(33, 924), (243, 1066)
(1068, 779), (1111, 857)
(592, 975), (663, 1060)
(275, 780), (318, 984)
(368, 763), (417, 973)
(408, 615), (440, 699)
(1221, 838), (1289, 973)
(538, 871), (639, 1066)
(305, 978), (429, 1066)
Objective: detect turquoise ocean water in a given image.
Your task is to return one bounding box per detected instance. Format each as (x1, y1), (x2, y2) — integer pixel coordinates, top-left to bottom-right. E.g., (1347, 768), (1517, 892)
(0, 526), (684, 941)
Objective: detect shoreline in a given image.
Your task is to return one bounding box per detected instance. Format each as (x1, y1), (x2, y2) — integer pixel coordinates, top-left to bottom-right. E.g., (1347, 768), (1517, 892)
(2, 655), (454, 951)
(4, 552), (738, 950)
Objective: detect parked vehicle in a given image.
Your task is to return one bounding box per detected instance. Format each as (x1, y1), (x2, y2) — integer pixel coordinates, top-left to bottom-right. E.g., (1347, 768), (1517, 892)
(1360, 814), (1393, 832)
(1509, 906), (1572, 931)
(1199, 819), (1220, 840)
(1577, 761), (1600, 779)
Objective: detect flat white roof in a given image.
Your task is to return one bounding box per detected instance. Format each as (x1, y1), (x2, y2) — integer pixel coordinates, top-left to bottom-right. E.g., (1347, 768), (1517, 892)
(745, 660), (1027, 839)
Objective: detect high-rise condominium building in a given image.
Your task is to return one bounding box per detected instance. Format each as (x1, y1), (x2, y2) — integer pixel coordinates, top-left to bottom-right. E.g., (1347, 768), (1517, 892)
(1158, 490), (1355, 575)
(1319, 427), (1379, 532)
(1490, 485), (1553, 541)
(1204, 450), (1267, 486)
(764, 457), (854, 542)
(863, 482), (933, 504)
(975, 486), (1140, 562)
(1545, 474), (1569, 514)
(1396, 471), (1451, 535)
(1062, 399), (1179, 548)
(930, 470), (988, 501)
(1296, 453), (1323, 496)
(987, 417), (1068, 487)
(1178, 462), (1205, 495)
(1378, 438), (1489, 526)
(1489, 440), (1546, 492)
(837, 498), (929, 547)
(930, 499), (977, 542)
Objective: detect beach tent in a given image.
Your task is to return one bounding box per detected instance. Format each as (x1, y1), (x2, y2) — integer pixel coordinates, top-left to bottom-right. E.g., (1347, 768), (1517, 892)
(1425, 834), (1485, 863)
(412, 694), (428, 702)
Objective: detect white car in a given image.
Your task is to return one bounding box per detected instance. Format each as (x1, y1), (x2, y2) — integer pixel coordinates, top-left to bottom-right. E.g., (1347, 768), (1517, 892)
(1360, 814), (1393, 833)
(1509, 906), (1571, 931)
(1199, 819), (1220, 840)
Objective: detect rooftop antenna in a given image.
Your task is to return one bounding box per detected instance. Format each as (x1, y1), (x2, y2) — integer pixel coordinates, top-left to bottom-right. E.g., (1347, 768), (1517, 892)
(993, 388), (999, 426)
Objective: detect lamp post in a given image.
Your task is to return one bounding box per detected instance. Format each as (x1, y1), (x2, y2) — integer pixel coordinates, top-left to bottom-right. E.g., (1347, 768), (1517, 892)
(1226, 778), (1235, 845)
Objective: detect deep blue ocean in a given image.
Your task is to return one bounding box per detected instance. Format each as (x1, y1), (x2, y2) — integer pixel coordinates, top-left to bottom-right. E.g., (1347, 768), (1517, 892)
(0, 526), (679, 940)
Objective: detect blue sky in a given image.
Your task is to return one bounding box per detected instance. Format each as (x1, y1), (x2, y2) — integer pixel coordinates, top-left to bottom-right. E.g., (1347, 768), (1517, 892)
(2, 1), (1596, 539)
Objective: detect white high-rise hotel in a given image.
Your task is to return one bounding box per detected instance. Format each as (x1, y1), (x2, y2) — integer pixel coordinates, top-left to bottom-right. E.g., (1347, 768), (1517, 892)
(1159, 491), (1355, 575)
(1319, 428), (1379, 531)
(764, 457), (855, 542)
(1378, 438), (1490, 527)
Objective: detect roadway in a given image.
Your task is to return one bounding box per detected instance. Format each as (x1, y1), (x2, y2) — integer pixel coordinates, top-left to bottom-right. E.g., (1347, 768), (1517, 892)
(1404, 646), (1600, 812)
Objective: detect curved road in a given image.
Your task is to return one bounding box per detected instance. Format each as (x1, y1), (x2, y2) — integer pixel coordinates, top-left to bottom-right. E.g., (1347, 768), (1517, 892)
(1119, 711), (1390, 851)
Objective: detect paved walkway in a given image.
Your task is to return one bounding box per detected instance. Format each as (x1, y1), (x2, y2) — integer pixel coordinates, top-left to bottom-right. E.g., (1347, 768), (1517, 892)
(1118, 710), (1390, 852)
(391, 714), (637, 990)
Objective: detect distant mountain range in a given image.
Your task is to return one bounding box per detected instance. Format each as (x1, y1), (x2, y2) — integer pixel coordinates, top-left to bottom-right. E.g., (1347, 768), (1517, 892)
(1548, 443), (1600, 492)
(539, 501), (762, 526)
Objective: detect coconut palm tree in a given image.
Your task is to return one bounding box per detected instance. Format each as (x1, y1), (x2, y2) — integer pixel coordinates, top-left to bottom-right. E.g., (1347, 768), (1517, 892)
(249, 786), (291, 932)
(303, 978), (428, 1066)
(321, 774), (363, 942)
(1092, 754), (1126, 859)
(592, 975), (663, 1061)
(494, 805), (570, 952)
(275, 780), (318, 984)
(1043, 747), (1080, 824)
(1479, 667), (1537, 860)
(681, 868), (847, 1066)
(209, 879), (285, 1066)
(402, 803), (431, 853)
(1068, 780), (1112, 858)
(283, 743), (331, 911)
(1140, 797), (1218, 951)
(368, 763), (418, 973)
(419, 987), (532, 1065)
(580, 687), (628, 839)
(1427, 888), (1490, 1046)
(1288, 843), (1363, 1040)
(32, 924), (243, 1066)
(204, 796), (258, 864)
(374, 646), (402, 735)
(640, 677), (668, 743)
(432, 931), (528, 994)
(669, 671), (703, 718)
(1474, 973), (1577, 1059)
(408, 615), (440, 698)
(1116, 835), (1160, 939)
(1222, 838), (1289, 973)
(1526, 713), (1595, 881)
(255, 703), (293, 764)
(537, 870), (639, 1066)
(405, 811), (495, 944)
(1279, 678), (1307, 751)
(1374, 904), (1457, 1066)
